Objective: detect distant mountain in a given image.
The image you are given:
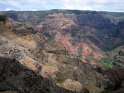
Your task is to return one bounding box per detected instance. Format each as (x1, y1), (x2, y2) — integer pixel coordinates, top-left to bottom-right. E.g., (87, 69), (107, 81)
(1, 10), (124, 51)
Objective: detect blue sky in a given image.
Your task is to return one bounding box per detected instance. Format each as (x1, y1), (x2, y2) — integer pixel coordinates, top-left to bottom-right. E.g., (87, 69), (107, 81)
(0, 0), (124, 12)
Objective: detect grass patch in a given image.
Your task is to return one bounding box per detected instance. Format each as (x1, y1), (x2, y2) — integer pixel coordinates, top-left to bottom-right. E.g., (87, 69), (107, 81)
(57, 82), (64, 87)
(0, 23), (5, 29)
(97, 57), (114, 69)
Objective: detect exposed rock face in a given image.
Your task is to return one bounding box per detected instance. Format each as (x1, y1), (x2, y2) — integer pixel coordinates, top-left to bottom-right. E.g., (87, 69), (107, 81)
(0, 10), (124, 93)
(0, 57), (86, 93)
(2, 10), (124, 51)
(58, 79), (83, 92)
(0, 16), (91, 93)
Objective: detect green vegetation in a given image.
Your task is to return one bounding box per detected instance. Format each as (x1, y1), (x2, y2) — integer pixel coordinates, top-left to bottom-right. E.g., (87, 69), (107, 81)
(70, 39), (76, 45)
(100, 90), (111, 93)
(0, 15), (6, 21)
(103, 40), (116, 51)
(63, 55), (71, 63)
(48, 33), (56, 44)
(57, 82), (64, 87)
(0, 15), (6, 29)
(97, 57), (114, 69)
(85, 54), (94, 62)
(0, 23), (4, 29)
(55, 66), (76, 82)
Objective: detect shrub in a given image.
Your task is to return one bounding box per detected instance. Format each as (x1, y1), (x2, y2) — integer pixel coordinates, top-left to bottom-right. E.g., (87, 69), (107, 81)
(0, 15), (6, 22)
(85, 54), (94, 63)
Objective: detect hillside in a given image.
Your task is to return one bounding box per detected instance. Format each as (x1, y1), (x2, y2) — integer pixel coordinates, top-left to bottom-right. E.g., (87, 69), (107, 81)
(2, 10), (124, 67)
(0, 10), (124, 93)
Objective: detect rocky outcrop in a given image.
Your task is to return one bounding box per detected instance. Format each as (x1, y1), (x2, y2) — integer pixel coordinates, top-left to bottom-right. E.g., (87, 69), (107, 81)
(0, 57), (88, 93)
(0, 16), (91, 93)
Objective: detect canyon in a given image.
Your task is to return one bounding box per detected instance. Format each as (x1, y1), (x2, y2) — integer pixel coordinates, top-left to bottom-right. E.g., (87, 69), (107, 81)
(0, 10), (124, 93)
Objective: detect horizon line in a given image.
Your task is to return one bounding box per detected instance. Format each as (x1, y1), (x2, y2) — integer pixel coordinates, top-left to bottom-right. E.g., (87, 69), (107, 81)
(0, 9), (124, 13)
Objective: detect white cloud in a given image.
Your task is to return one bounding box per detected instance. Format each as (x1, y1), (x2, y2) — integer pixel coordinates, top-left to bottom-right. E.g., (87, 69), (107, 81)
(5, 8), (13, 11)
(61, 0), (91, 10)
(63, 0), (84, 3)
(0, 0), (23, 10)
(62, 4), (92, 10)
(0, 0), (124, 12)
(61, 0), (124, 12)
